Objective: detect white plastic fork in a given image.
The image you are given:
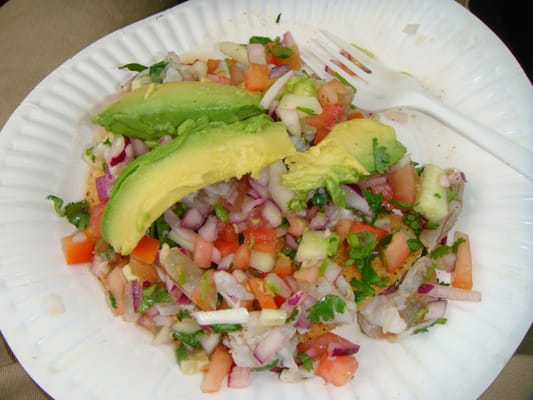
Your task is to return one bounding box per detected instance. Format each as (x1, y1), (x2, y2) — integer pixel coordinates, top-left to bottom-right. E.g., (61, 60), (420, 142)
(301, 31), (532, 180)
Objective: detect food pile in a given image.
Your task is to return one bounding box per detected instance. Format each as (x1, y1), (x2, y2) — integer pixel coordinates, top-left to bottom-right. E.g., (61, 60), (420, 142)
(49, 32), (480, 393)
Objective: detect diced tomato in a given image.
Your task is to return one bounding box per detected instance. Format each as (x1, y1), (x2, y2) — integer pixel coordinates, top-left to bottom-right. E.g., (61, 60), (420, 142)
(306, 103), (345, 144)
(297, 332), (358, 360)
(267, 43), (302, 70)
(315, 353), (358, 386)
(317, 79), (352, 106)
(272, 253), (293, 276)
(347, 111), (365, 119)
(388, 161), (418, 205)
(218, 223), (238, 243)
(349, 221), (389, 241)
(286, 214), (307, 237)
(89, 201), (107, 238)
(131, 235), (160, 264)
(244, 226), (279, 253)
(201, 345), (233, 393)
(213, 239), (239, 258)
(128, 257), (159, 285)
(62, 230), (95, 265)
(232, 243), (250, 270)
(206, 59), (220, 74)
(191, 269), (217, 311)
(244, 63), (269, 92)
(335, 218), (353, 241)
(248, 277), (277, 309)
(382, 230), (410, 273)
(452, 232), (473, 290)
(193, 236), (214, 268)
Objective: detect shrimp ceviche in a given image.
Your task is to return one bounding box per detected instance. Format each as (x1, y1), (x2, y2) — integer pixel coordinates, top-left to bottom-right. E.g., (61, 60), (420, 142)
(49, 32), (481, 393)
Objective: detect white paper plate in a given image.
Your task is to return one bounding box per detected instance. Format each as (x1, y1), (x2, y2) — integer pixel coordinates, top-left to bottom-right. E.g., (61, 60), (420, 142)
(1, 1), (532, 399)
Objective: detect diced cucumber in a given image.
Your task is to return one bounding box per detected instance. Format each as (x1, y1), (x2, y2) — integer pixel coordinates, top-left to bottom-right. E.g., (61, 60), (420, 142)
(278, 94), (323, 118)
(267, 160), (296, 212)
(250, 250), (277, 272)
(219, 41), (248, 64)
(295, 230), (329, 263)
(414, 164), (448, 222)
(180, 350), (210, 375)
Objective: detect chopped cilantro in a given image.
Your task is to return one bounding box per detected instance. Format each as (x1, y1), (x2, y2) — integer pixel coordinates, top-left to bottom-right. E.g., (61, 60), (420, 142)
(433, 192), (442, 199)
(173, 330), (203, 350)
(275, 13), (282, 23)
(175, 343), (189, 364)
(361, 188), (384, 224)
(412, 317), (447, 334)
(407, 238), (424, 252)
(119, 62), (148, 72)
(209, 324), (242, 333)
(249, 35), (273, 45)
(424, 263), (437, 280)
(327, 233), (340, 257)
(350, 277), (376, 303)
(254, 358), (279, 371)
(108, 291), (117, 309)
(296, 106), (316, 115)
(447, 190), (458, 202)
(148, 60), (169, 83)
(404, 209), (422, 235)
(271, 46), (292, 59)
(307, 294), (346, 323)
(452, 237), (466, 253)
(286, 308), (299, 323)
(214, 203), (229, 222)
(296, 352), (313, 371)
(47, 195), (90, 230)
(177, 309), (191, 321)
(311, 188), (330, 207)
(372, 138), (391, 174)
(430, 244), (451, 259)
(138, 284), (172, 314)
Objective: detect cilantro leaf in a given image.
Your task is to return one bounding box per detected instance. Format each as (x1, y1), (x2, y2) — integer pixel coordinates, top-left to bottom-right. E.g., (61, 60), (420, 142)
(372, 138), (391, 173)
(47, 195), (90, 230)
(138, 284), (172, 314)
(209, 324), (242, 333)
(296, 352), (313, 371)
(173, 330), (203, 350)
(271, 46), (292, 59)
(412, 317), (447, 335)
(148, 60), (169, 83)
(307, 294), (346, 323)
(361, 188), (384, 224)
(119, 62), (148, 72)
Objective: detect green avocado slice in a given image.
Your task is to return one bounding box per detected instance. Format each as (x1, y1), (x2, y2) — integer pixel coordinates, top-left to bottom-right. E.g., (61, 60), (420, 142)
(92, 81), (264, 140)
(282, 118), (406, 206)
(101, 114), (296, 255)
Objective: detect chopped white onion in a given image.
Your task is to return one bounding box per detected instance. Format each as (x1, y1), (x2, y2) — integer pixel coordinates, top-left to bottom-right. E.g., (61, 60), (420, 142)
(193, 307), (249, 325)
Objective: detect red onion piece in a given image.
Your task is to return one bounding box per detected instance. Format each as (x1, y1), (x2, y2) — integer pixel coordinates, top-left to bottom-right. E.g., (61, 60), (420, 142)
(198, 215), (218, 242)
(285, 290), (304, 306)
(247, 43), (267, 64)
(281, 31), (295, 47)
(269, 64), (290, 80)
(181, 207), (205, 230)
(130, 137), (148, 157)
(253, 327), (290, 364)
(327, 341), (360, 356)
(342, 184), (372, 215)
(131, 279), (141, 312)
(95, 168), (113, 202)
(418, 283), (434, 294)
(261, 200), (282, 227)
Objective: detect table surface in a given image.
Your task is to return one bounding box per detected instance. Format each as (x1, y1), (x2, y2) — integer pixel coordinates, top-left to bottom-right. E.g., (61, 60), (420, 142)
(0, 1), (531, 399)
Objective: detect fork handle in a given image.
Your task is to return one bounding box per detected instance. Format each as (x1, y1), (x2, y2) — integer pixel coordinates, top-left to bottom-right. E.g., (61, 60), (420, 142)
(407, 92), (533, 180)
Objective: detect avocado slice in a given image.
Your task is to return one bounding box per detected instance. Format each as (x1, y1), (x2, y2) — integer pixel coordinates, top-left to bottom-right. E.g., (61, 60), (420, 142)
(102, 115), (296, 255)
(93, 81), (264, 139)
(282, 118), (406, 206)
